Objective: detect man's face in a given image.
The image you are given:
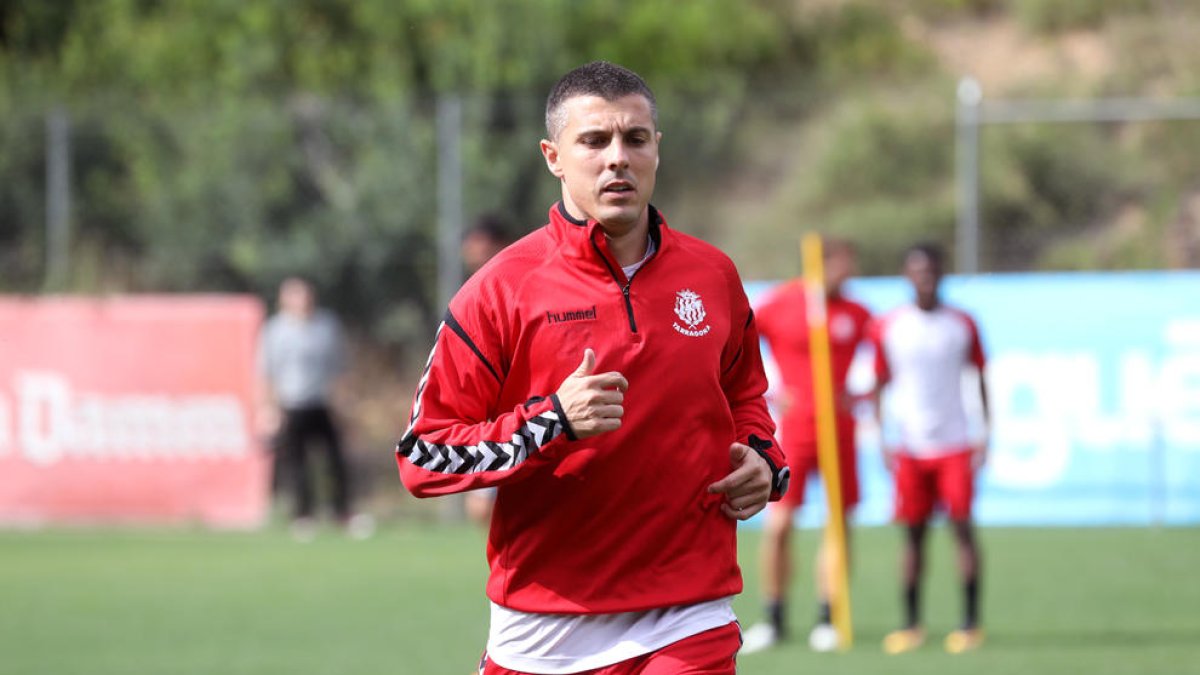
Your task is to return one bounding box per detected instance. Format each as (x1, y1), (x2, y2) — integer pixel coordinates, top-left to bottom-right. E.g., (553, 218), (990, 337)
(824, 246), (857, 293)
(461, 233), (506, 275)
(540, 94), (660, 235)
(904, 252), (941, 299)
(279, 279), (315, 317)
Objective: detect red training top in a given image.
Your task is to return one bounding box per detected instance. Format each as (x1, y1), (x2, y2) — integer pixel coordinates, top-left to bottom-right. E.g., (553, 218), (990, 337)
(396, 203), (789, 615)
(755, 280), (871, 453)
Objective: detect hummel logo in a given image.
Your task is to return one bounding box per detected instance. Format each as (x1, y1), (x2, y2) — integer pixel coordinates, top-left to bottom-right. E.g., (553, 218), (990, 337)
(546, 306), (597, 324)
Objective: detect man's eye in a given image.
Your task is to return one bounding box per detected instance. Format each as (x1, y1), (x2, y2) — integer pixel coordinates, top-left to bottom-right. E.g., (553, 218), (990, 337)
(582, 136), (607, 147)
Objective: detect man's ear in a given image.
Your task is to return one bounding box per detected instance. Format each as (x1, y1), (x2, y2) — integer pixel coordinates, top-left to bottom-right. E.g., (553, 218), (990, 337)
(540, 139), (563, 178)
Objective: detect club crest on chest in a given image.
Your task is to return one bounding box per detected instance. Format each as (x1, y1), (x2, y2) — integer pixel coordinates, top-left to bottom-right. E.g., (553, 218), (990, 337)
(673, 289), (711, 337)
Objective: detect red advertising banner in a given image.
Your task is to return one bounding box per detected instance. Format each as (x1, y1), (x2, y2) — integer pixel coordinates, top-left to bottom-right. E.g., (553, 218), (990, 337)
(0, 296), (269, 528)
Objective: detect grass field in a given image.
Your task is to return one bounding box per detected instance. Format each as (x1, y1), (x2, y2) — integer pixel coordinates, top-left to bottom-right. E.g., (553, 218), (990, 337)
(3, 524), (1198, 675)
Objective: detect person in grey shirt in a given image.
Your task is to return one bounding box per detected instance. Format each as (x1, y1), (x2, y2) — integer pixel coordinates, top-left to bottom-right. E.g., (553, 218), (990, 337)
(258, 276), (369, 540)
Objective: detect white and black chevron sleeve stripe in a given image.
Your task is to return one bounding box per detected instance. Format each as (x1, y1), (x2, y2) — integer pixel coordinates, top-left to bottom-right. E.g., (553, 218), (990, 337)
(395, 320), (572, 476)
(398, 407), (568, 475)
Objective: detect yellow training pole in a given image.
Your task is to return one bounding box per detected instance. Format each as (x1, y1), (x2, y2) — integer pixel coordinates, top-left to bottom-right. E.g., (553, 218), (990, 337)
(801, 232), (854, 650)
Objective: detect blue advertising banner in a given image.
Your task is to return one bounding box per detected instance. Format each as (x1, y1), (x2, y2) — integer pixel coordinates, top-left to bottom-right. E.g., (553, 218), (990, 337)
(747, 271), (1200, 527)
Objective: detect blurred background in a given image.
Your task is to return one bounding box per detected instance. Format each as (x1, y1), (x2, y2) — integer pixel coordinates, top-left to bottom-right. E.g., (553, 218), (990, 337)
(5, 0), (1200, 513)
(2, 1), (1198, 674)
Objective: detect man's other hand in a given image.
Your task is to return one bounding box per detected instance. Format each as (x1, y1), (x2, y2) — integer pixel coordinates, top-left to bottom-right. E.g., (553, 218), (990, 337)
(707, 442), (772, 520)
(971, 441), (989, 471)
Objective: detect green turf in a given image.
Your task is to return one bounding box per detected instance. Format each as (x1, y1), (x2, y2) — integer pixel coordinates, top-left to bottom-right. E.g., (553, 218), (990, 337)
(1, 524), (1197, 675)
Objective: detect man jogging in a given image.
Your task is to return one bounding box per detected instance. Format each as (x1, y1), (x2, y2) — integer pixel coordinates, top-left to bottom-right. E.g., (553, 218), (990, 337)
(395, 61), (789, 674)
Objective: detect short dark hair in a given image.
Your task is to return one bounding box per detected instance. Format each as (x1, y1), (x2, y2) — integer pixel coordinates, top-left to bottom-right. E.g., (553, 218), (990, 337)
(904, 242), (946, 272)
(465, 214), (511, 245)
(822, 236), (857, 260)
(545, 61), (657, 140)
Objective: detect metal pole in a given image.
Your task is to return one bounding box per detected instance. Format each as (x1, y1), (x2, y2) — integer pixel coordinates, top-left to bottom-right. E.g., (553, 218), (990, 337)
(436, 94), (464, 314)
(45, 107), (71, 291)
(435, 93), (466, 522)
(955, 78), (982, 275)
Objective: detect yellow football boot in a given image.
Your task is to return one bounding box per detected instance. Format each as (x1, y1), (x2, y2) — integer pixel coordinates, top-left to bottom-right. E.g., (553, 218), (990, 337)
(944, 627), (985, 654)
(882, 627), (925, 654)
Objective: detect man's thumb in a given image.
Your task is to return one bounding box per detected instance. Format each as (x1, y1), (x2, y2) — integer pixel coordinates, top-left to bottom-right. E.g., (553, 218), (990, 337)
(574, 348), (596, 377)
(729, 442), (749, 464)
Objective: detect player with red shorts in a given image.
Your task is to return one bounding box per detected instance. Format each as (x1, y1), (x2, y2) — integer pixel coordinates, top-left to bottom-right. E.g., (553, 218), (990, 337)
(397, 62), (788, 675)
(740, 238), (871, 654)
(872, 242), (990, 655)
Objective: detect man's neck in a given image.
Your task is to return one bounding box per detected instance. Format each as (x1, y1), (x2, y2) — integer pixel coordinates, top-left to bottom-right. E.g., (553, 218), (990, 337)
(559, 198), (651, 267)
(604, 218), (650, 268)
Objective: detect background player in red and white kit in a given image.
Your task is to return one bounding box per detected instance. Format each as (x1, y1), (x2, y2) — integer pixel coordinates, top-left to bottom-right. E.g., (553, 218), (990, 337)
(872, 243), (990, 655)
(395, 62), (789, 675)
(741, 238), (871, 654)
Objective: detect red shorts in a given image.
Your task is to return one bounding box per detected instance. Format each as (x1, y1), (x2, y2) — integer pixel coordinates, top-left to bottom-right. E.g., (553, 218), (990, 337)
(479, 622), (740, 675)
(777, 418), (859, 511)
(893, 450), (975, 525)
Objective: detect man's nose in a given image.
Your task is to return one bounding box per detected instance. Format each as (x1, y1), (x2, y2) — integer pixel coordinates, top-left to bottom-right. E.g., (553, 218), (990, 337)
(604, 139), (630, 170)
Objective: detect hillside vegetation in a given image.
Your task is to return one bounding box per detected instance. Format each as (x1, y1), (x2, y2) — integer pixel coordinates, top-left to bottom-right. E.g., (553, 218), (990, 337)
(1, 0), (1198, 348)
(704, 0), (1200, 279)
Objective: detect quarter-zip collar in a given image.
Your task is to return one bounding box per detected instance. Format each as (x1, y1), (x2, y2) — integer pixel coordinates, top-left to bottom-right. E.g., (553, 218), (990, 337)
(548, 202), (666, 282)
(547, 202), (667, 334)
